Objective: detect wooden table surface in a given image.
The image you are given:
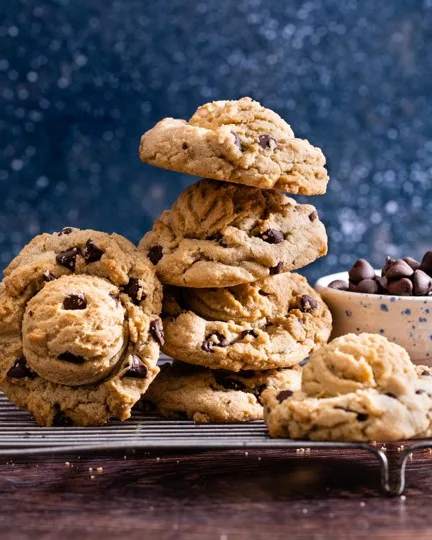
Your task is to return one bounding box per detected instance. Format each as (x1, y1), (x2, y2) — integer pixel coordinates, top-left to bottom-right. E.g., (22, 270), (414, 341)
(1, 444), (432, 539)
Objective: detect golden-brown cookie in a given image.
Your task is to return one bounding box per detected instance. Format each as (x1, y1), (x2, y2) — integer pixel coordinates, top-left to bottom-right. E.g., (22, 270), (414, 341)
(140, 179), (327, 288)
(139, 97), (328, 195)
(262, 334), (432, 441)
(144, 361), (302, 423)
(160, 273), (332, 371)
(0, 227), (163, 426)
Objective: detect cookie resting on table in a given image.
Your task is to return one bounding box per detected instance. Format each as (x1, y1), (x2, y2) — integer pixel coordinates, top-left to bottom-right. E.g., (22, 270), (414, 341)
(160, 272), (332, 372)
(0, 228), (163, 426)
(262, 333), (432, 441)
(143, 361), (302, 423)
(139, 97), (329, 195)
(140, 178), (327, 288)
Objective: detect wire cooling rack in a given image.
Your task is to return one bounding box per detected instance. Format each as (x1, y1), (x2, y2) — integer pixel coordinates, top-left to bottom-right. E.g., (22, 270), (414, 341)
(0, 394), (430, 495)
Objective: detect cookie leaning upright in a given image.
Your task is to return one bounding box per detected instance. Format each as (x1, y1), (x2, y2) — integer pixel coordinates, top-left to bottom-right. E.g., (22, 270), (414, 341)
(139, 97), (329, 195)
(0, 227), (163, 426)
(140, 178), (327, 288)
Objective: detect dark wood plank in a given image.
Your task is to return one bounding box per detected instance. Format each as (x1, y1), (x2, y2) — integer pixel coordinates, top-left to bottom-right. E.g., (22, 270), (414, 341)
(0, 446), (431, 539)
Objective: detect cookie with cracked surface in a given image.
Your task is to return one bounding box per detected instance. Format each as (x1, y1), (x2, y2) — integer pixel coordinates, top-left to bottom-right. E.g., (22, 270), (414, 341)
(140, 178), (327, 288)
(262, 334), (431, 441)
(139, 97), (328, 195)
(160, 272), (332, 371)
(144, 361), (302, 423)
(0, 227), (163, 426)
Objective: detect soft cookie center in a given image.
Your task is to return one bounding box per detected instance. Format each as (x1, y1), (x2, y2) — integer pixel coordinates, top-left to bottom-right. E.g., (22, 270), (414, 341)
(22, 274), (127, 386)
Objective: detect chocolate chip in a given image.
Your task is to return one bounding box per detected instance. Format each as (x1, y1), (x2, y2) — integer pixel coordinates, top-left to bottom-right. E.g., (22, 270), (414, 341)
(357, 413), (368, 421)
(387, 277), (413, 296)
(421, 250), (432, 275)
(382, 256), (396, 275)
(148, 245), (163, 265)
(258, 133), (278, 150)
(376, 276), (388, 292)
(58, 227), (73, 236)
(56, 247), (81, 271)
(58, 352), (85, 364)
(348, 280), (358, 292)
(124, 355), (148, 378)
(269, 262), (283, 275)
(416, 389), (426, 395)
(385, 392), (397, 399)
(241, 329), (257, 339)
(413, 269), (432, 296)
(63, 293), (87, 310)
(43, 270), (56, 282)
(201, 340), (214, 353)
(259, 229), (284, 244)
(308, 211), (318, 222)
(7, 358), (36, 379)
(84, 239), (104, 263)
(328, 279), (349, 291)
(422, 370), (431, 376)
(214, 374), (246, 391)
(182, 142), (188, 150)
(277, 390), (293, 403)
(385, 259), (414, 279)
(356, 279), (379, 294)
(348, 259), (376, 283)
(202, 333), (230, 352)
(231, 131), (242, 150)
(403, 257), (420, 271)
(300, 294), (318, 312)
(123, 278), (145, 305)
(53, 411), (74, 427)
(150, 319), (164, 346)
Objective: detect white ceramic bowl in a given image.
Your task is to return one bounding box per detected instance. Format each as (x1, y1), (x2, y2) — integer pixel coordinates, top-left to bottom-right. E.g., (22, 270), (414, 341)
(315, 271), (432, 366)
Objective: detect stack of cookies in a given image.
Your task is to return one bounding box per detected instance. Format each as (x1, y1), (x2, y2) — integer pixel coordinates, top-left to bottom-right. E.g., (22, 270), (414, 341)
(138, 97), (333, 422)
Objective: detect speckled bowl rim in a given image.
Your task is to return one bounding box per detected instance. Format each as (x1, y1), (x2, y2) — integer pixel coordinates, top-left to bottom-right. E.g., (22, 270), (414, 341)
(315, 271), (432, 302)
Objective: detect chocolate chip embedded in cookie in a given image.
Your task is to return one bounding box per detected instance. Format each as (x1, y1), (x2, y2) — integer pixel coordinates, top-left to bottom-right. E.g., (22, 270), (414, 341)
(139, 97), (329, 195)
(139, 179), (327, 288)
(0, 228), (163, 426)
(262, 333), (432, 441)
(144, 362), (302, 423)
(160, 272), (332, 372)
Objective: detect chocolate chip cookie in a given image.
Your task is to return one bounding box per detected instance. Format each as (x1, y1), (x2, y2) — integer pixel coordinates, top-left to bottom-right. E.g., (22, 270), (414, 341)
(139, 97), (329, 195)
(144, 361), (302, 423)
(0, 228), (163, 426)
(140, 178), (327, 288)
(262, 334), (432, 441)
(160, 272), (332, 371)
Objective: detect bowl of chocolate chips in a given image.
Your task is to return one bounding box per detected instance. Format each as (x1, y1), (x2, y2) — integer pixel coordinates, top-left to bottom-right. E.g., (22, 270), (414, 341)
(315, 251), (432, 365)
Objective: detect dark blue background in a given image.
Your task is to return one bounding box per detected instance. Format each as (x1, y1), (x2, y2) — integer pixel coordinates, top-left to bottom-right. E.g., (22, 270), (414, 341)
(1, 0), (431, 281)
